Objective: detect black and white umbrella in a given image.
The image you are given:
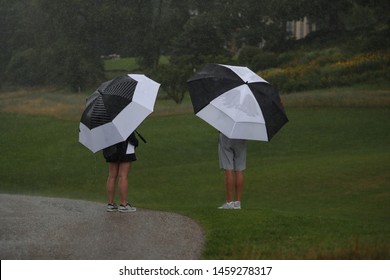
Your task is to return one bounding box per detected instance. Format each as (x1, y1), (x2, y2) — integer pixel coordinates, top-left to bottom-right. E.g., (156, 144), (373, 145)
(187, 64), (288, 141)
(79, 74), (160, 153)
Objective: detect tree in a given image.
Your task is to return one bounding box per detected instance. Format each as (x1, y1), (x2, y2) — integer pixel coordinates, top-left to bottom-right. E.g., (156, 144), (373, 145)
(2, 0), (387, 91)
(133, 0), (191, 69)
(353, 0), (390, 28)
(151, 56), (193, 104)
(171, 12), (229, 68)
(1, 0), (105, 90)
(39, 0), (105, 90)
(300, 0), (352, 31)
(0, 0), (29, 87)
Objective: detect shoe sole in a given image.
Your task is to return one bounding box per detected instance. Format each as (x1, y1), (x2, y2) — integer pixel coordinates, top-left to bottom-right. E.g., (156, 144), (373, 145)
(119, 209), (136, 213)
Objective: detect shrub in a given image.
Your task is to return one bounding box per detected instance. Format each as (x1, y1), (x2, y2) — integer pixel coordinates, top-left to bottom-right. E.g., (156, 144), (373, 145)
(150, 56), (193, 104)
(238, 46), (279, 71)
(251, 51), (279, 71)
(4, 44), (105, 91)
(261, 50), (390, 93)
(237, 46), (261, 66)
(5, 48), (43, 86)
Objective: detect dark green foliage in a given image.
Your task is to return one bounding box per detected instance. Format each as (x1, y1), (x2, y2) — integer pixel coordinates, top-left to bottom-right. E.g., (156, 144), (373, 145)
(150, 56), (194, 104)
(238, 47), (279, 70)
(1, 0), (388, 92)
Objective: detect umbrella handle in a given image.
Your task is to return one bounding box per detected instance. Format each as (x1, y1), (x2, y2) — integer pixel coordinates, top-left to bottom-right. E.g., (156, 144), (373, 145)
(135, 130), (147, 143)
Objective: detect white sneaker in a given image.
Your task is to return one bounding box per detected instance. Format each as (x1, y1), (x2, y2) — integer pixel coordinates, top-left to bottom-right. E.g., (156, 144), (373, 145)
(106, 203), (118, 212)
(233, 201), (241, 209)
(118, 202), (136, 212)
(218, 202), (234, 209)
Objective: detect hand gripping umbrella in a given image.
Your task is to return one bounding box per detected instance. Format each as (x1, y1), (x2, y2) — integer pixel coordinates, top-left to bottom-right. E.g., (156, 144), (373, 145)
(187, 64), (288, 141)
(79, 74), (160, 153)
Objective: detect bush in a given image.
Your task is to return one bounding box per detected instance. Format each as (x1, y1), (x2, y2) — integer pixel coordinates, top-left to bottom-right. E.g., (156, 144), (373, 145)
(4, 44), (104, 91)
(150, 56), (193, 104)
(5, 48), (43, 86)
(63, 53), (105, 92)
(261, 50), (390, 93)
(237, 46), (261, 65)
(251, 51), (279, 71)
(238, 47), (279, 71)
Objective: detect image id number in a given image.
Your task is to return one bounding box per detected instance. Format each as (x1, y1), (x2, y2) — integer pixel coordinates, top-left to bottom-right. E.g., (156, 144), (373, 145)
(212, 266), (272, 276)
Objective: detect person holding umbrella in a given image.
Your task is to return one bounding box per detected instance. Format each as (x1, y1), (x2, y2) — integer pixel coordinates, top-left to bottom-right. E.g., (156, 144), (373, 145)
(79, 74), (160, 212)
(218, 132), (246, 209)
(187, 64), (288, 210)
(104, 133), (138, 213)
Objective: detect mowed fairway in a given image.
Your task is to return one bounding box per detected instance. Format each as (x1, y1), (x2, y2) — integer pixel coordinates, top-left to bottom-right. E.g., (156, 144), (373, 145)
(0, 87), (389, 259)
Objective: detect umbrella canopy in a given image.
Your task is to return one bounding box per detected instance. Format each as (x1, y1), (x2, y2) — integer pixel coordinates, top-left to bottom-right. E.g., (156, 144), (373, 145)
(79, 74), (160, 153)
(187, 64), (288, 141)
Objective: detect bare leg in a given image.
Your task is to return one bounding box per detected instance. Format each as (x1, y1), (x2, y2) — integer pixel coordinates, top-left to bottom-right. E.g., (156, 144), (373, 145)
(118, 162), (131, 205)
(235, 170), (244, 202)
(224, 170), (234, 202)
(106, 162), (119, 204)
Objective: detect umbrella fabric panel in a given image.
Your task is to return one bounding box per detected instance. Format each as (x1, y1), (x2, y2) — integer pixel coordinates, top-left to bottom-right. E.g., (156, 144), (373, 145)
(101, 76), (137, 119)
(188, 64), (269, 114)
(229, 122), (268, 141)
(112, 101), (153, 140)
(129, 74), (160, 111)
(249, 82), (286, 114)
(89, 96), (112, 129)
(218, 64), (268, 84)
(188, 78), (242, 113)
(187, 64), (244, 113)
(248, 82), (288, 140)
(189, 63), (242, 82)
(104, 75), (137, 100)
(85, 90), (101, 108)
(110, 74), (161, 140)
(197, 104), (268, 141)
(80, 76), (138, 130)
(210, 84), (265, 124)
(80, 95), (112, 130)
(79, 122), (126, 153)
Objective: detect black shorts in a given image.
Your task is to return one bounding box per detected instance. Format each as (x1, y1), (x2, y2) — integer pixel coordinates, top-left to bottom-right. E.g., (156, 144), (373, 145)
(104, 152), (136, 163)
(103, 141), (137, 163)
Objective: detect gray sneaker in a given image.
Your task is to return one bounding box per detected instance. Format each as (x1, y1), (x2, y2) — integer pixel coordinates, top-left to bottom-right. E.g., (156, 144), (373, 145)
(218, 201), (234, 209)
(119, 202), (136, 213)
(233, 201), (241, 209)
(107, 203), (118, 212)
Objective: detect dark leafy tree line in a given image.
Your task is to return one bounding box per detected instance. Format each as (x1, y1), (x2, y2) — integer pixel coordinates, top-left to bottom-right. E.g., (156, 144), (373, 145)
(0, 0), (388, 92)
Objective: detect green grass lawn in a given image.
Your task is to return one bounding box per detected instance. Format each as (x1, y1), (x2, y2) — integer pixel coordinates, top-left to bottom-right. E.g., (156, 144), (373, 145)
(0, 85), (389, 259)
(103, 56), (170, 79)
(104, 57), (139, 72)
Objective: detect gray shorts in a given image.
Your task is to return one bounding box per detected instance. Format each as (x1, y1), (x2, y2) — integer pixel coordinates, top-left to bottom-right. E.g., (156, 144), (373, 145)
(218, 133), (247, 171)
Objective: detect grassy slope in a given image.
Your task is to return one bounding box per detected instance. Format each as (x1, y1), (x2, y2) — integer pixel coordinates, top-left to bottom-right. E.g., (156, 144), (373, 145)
(1, 86), (389, 259)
